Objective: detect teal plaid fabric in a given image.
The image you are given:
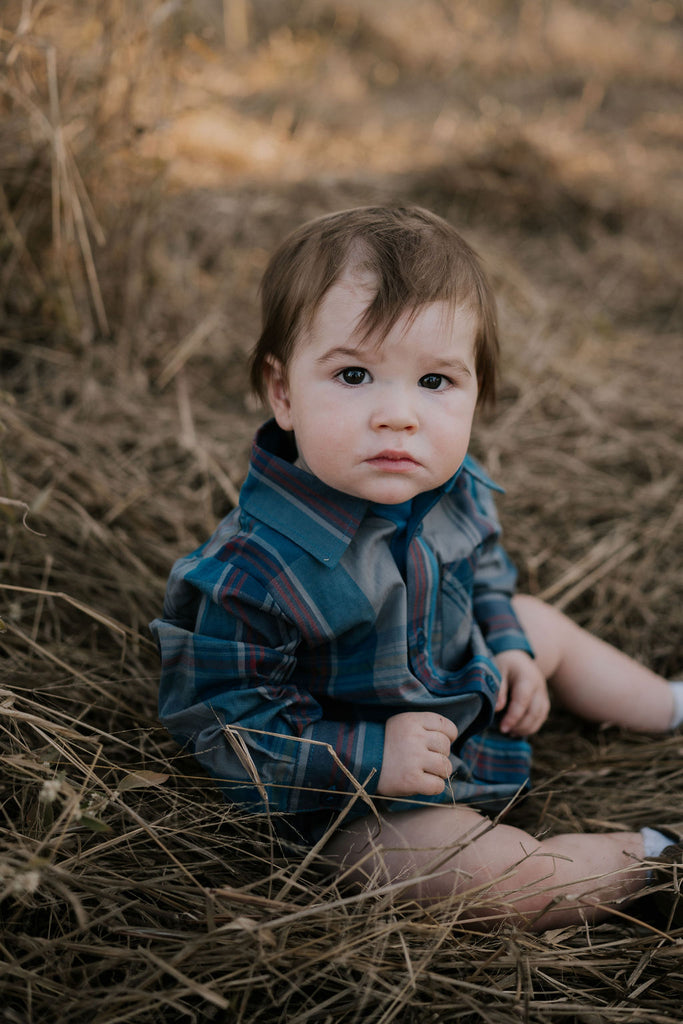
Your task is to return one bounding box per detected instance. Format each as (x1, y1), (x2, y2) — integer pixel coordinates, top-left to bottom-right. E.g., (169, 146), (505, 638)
(151, 420), (533, 834)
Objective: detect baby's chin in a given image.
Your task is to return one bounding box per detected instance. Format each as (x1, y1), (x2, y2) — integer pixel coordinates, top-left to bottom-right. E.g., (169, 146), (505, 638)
(294, 455), (430, 503)
(341, 478), (426, 504)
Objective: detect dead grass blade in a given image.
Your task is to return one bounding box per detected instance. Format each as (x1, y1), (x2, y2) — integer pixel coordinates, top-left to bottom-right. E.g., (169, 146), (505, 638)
(1, 1), (682, 1021)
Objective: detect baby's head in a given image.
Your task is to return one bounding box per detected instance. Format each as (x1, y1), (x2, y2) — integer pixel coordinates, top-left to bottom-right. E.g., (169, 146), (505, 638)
(249, 205), (499, 407)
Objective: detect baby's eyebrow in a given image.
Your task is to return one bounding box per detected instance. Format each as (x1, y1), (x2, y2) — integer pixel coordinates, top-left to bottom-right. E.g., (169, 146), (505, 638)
(316, 345), (368, 365)
(316, 346), (474, 377)
(431, 359), (473, 377)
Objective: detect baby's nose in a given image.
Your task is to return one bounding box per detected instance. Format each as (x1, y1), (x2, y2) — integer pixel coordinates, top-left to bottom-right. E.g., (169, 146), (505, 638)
(369, 390), (419, 431)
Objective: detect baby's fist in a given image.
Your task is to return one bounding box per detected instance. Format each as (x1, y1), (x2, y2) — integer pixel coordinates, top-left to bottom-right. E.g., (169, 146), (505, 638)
(377, 711), (458, 797)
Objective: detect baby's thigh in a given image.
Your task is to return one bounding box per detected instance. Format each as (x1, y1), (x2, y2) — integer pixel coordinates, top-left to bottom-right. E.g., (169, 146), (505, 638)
(512, 593), (573, 679)
(321, 803), (495, 903)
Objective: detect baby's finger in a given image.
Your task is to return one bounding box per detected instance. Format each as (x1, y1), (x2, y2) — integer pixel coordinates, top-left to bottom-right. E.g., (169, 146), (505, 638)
(499, 685), (533, 734)
(506, 690), (550, 737)
(528, 691), (551, 733)
(416, 771), (447, 797)
(425, 730), (453, 756)
(422, 712), (459, 744)
(495, 677), (508, 712)
(422, 750), (453, 780)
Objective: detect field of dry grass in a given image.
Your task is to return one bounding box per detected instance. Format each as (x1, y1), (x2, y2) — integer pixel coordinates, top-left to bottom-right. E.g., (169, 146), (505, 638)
(1, 1), (682, 1021)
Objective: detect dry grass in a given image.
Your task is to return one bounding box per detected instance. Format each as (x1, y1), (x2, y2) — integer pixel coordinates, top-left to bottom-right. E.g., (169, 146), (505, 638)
(1, 1), (682, 1021)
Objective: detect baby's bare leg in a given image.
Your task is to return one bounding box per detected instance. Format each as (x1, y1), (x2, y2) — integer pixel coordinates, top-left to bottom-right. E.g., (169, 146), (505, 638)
(513, 594), (674, 732)
(323, 804), (647, 931)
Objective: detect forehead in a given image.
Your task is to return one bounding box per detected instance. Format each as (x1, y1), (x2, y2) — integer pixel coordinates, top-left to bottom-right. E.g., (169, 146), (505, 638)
(304, 270), (477, 353)
(312, 269), (376, 330)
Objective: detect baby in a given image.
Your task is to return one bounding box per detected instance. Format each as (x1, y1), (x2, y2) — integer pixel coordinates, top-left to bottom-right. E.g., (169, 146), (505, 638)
(152, 205), (682, 930)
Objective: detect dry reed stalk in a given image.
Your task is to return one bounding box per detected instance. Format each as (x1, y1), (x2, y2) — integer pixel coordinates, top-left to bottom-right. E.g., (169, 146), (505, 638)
(0, 29), (106, 337)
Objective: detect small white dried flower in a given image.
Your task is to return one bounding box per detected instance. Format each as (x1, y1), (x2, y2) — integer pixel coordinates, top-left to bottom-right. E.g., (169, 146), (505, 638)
(11, 870), (40, 895)
(39, 778), (62, 803)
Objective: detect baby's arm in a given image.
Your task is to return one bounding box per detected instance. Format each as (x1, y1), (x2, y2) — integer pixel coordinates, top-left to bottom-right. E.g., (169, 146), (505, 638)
(465, 476), (547, 736)
(377, 712), (459, 797)
(153, 570), (385, 816)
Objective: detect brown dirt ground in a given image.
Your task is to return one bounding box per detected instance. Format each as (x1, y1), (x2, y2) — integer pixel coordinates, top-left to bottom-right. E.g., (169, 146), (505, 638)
(1, 2), (682, 1022)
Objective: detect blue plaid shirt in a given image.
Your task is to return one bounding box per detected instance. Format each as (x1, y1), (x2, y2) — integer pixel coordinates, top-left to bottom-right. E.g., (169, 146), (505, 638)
(151, 420), (533, 834)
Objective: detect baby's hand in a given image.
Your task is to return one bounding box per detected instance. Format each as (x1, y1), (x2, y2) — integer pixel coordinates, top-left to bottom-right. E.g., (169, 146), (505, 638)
(377, 711), (458, 797)
(494, 649), (550, 736)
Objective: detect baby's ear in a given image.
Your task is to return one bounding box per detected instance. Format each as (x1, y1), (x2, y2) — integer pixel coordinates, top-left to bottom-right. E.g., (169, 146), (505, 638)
(263, 357), (294, 431)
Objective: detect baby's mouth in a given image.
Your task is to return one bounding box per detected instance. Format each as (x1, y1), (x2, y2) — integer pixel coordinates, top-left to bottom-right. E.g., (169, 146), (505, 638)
(367, 450), (420, 469)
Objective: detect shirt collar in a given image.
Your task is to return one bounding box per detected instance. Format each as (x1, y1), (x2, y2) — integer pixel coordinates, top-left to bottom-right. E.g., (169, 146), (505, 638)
(239, 420), (502, 567)
(449, 453), (505, 495)
(240, 420), (369, 567)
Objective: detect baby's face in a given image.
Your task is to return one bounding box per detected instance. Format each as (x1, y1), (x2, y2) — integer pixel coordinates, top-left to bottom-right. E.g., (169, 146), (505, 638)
(265, 271), (479, 504)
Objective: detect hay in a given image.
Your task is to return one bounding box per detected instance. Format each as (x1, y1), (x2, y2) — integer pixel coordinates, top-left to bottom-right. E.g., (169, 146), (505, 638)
(1, 1), (682, 1021)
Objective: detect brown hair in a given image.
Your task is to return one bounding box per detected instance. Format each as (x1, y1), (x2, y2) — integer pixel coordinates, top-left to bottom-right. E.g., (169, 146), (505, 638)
(249, 205), (499, 406)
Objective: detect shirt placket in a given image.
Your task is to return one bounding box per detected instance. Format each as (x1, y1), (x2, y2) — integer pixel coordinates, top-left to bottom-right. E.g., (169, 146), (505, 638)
(405, 526), (439, 683)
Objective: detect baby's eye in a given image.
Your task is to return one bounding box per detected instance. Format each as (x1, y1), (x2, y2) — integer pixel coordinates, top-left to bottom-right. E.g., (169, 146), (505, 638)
(419, 373), (449, 390)
(338, 367), (369, 386)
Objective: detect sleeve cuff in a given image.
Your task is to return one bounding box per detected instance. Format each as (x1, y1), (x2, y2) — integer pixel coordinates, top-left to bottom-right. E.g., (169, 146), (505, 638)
(293, 719), (385, 812)
(487, 632), (535, 658)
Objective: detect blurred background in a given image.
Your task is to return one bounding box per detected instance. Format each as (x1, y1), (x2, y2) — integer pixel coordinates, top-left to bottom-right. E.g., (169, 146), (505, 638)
(2, 0), (681, 653)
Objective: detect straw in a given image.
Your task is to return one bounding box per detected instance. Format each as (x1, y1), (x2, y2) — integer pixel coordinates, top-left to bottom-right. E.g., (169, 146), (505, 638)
(1, 1), (682, 1021)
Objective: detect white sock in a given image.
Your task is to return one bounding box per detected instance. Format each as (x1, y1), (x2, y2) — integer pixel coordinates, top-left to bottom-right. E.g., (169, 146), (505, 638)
(640, 826), (673, 859)
(669, 681), (683, 730)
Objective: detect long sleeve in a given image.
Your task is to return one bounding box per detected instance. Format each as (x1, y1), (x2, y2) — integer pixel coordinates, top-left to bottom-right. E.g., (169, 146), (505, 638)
(151, 553), (385, 819)
(469, 479), (534, 658)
